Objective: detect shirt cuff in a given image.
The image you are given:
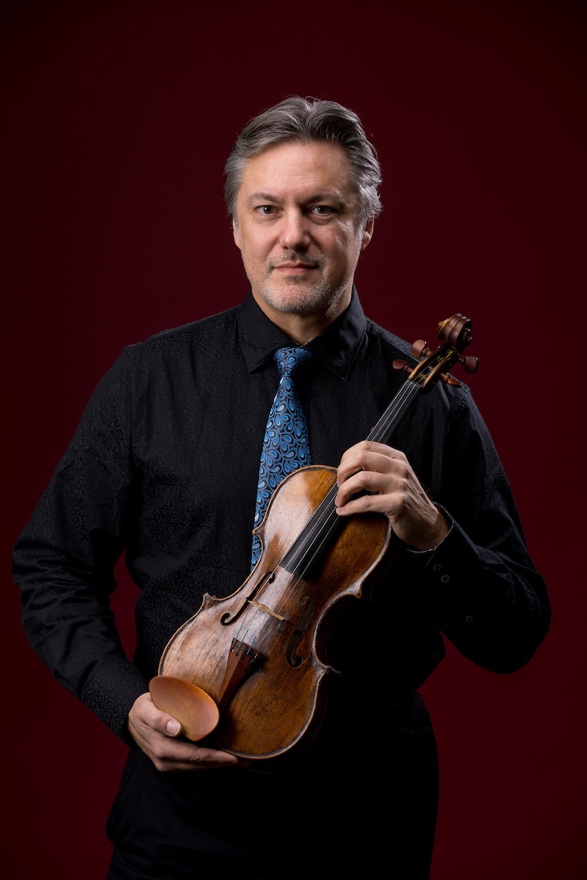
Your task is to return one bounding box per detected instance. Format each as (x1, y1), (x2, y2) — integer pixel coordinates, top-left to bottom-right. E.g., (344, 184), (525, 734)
(404, 505), (454, 558)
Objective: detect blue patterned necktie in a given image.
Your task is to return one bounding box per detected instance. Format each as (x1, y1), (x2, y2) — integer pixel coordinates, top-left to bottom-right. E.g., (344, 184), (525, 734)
(251, 346), (313, 568)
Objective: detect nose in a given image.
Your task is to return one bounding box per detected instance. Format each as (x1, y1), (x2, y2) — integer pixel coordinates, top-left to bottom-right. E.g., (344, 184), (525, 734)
(279, 209), (310, 250)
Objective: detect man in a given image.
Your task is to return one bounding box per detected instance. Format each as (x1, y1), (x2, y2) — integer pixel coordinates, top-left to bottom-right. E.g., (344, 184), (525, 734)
(13, 96), (550, 879)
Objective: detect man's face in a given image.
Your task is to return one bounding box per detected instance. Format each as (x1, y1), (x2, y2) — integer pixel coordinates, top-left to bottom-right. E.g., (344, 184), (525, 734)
(232, 140), (373, 326)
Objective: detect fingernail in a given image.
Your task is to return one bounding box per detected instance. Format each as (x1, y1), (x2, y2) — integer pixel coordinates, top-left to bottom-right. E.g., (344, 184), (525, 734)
(166, 719), (180, 736)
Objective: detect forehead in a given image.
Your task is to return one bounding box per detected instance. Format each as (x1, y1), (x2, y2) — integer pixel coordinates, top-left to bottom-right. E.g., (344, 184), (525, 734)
(237, 140), (355, 203)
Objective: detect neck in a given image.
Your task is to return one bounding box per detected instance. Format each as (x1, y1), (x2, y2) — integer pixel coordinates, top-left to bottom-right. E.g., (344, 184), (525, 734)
(252, 287), (353, 344)
(272, 314), (329, 345)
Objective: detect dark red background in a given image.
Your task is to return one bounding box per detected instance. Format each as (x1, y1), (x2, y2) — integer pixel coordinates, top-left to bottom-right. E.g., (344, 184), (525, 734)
(4, 1), (586, 877)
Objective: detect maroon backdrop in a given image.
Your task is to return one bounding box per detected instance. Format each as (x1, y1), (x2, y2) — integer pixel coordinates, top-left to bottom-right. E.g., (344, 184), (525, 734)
(4, 1), (586, 877)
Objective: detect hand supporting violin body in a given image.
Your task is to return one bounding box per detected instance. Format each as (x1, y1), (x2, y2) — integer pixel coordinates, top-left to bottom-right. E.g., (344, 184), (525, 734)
(127, 693), (244, 772)
(335, 440), (449, 552)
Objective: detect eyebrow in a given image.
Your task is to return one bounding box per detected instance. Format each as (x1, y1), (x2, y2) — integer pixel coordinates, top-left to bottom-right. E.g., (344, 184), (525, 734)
(244, 192), (278, 205)
(244, 191), (344, 206)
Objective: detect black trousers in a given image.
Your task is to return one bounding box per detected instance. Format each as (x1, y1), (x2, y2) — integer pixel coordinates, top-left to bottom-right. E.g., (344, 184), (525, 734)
(106, 693), (438, 879)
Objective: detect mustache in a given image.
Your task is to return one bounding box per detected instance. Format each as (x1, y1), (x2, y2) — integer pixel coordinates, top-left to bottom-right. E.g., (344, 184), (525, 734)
(269, 254), (323, 269)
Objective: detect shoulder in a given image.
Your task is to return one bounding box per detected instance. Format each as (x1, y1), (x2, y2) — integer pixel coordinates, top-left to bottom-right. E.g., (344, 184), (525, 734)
(122, 305), (241, 364)
(86, 306), (241, 407)
(364, 316), (414, 360)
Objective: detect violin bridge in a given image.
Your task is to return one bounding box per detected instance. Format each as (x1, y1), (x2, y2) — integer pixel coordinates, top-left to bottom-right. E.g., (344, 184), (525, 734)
(216, 638), (263, 713)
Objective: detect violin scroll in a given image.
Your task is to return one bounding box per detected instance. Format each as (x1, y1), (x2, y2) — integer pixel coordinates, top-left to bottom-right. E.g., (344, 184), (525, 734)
(436, 313), (479, 375)
(393, 313), (479, 389)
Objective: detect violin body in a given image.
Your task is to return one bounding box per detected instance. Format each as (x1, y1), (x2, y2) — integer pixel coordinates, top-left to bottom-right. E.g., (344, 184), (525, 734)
(154, 465), (391, 759)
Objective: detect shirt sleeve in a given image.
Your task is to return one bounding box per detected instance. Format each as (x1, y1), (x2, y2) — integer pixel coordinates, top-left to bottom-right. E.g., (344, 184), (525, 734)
(408, 389), (550, 673)
(12, 351), (148, 741)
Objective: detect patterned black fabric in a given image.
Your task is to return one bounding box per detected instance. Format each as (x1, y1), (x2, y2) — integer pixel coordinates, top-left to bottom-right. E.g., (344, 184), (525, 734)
(12, 287), (550, 874)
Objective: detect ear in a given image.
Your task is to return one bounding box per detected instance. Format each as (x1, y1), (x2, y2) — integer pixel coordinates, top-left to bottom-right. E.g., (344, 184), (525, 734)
(232, 218), (242, 250)
(360, 217), (375, 251)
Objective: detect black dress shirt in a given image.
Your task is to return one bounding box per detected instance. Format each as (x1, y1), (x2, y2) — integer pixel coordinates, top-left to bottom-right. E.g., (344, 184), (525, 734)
(13, 289), (550, 745)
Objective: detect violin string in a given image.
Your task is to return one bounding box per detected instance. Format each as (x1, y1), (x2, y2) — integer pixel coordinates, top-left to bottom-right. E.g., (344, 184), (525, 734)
(279, 378), (421, 590)
(298, 380), (418, 574)
(282, 379), (425, 593)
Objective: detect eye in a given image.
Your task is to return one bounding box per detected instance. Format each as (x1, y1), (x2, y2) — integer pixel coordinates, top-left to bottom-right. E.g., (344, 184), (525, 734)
(256, 205), (276, 216)
(311, 205), (336, 217)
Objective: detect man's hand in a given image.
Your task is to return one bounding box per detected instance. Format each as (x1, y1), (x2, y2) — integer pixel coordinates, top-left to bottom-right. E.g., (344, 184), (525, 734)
(335, 440), (449, 551)
(127, 692), (242, 772)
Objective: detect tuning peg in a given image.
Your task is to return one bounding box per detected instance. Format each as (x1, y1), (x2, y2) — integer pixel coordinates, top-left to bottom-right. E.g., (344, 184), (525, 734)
(411, 339), (429, 358)
(392, 358), (411, 373)
(460, 355), (479, 374)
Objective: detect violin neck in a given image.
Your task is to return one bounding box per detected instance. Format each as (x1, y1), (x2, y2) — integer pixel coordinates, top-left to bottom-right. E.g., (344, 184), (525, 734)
(367, 377), (421, 445)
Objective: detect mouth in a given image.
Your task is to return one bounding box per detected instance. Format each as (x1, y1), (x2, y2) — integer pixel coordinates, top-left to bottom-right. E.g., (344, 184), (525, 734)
(272, 262), (318, 273)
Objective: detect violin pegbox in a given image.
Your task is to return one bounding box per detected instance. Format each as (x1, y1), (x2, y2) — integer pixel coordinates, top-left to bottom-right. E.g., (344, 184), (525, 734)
(393, 313), (479, 390)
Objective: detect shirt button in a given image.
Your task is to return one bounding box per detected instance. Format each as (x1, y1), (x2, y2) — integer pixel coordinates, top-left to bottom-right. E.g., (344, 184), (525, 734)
(440, 574), (450, 584)
(432, 564), (442, 572)
(465, 615), (474, 623)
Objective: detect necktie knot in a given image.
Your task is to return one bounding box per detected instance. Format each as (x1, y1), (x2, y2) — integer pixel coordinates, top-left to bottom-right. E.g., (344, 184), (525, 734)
(274, 346), (312, 379)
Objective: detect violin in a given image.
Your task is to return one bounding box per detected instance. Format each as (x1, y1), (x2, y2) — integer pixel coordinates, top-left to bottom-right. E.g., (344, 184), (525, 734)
(149, 314), (478, 759)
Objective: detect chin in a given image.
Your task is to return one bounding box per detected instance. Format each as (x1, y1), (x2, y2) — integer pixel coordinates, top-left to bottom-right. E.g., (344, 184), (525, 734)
(263, 280), (339, 314)
(270, 293), (324, 316)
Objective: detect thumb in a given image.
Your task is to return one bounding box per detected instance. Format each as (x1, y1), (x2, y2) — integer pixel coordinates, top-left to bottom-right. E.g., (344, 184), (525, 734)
(165, 717), (181, 737)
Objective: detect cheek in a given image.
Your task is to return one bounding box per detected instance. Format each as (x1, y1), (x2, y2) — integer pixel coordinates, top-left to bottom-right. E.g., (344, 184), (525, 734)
(239, 241), (268, 281)
(241, 240), (261, 264)
(327, 234), (359, 266)
(244, 234), (273, 265)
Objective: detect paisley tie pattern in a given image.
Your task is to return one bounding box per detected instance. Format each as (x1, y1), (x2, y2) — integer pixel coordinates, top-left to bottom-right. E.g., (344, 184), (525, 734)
(251, 347), (312, 567)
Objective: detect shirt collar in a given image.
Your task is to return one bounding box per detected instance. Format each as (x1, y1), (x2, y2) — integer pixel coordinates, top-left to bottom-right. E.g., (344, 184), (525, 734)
(237, 287), (367, 381)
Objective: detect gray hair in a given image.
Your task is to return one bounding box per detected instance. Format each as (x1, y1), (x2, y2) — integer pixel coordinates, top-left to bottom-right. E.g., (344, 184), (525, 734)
(224, 96), (383, 225)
